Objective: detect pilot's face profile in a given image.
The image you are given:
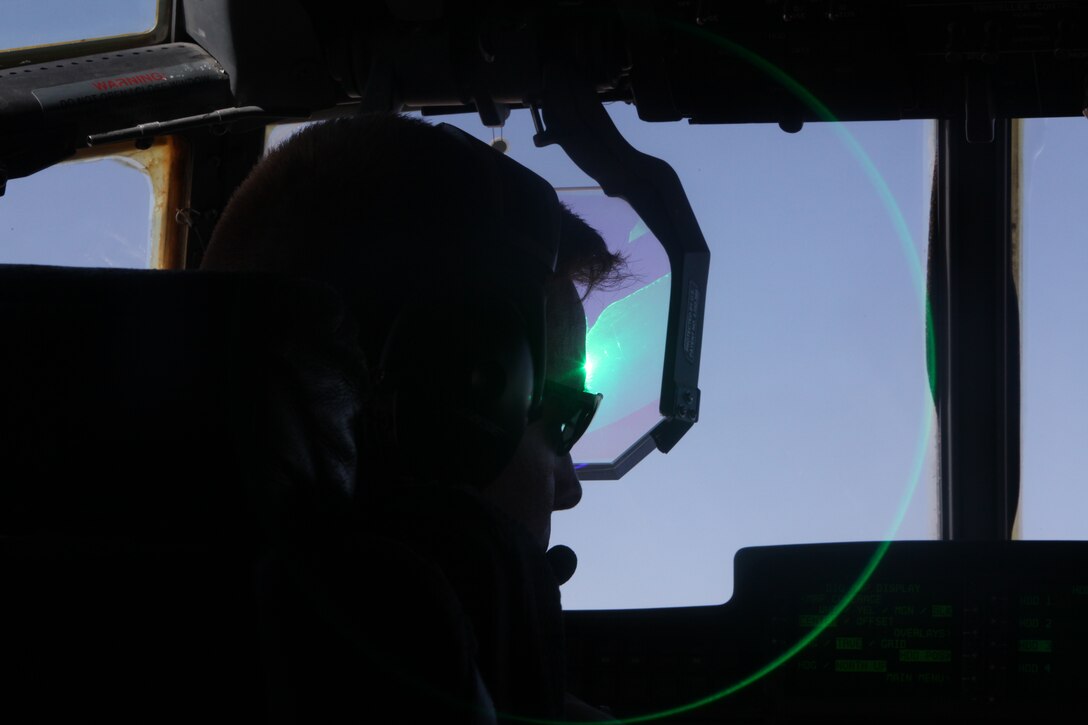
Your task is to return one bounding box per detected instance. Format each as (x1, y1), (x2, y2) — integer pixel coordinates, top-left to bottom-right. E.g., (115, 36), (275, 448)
(482, 278), (587, 549)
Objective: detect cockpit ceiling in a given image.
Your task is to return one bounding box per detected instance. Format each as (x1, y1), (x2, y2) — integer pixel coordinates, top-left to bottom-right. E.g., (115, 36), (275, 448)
(6, 1), (1088, 128)
(292, 0), (1088, 124)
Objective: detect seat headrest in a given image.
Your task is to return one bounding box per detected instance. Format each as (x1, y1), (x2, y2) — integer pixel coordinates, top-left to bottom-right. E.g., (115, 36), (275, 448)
(0, 264), (367, 540)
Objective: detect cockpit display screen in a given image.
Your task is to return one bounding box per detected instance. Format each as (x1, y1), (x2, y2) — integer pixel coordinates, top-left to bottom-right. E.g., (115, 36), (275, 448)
(735, 542), (1088, 716)
(567, 542), (1088, 721)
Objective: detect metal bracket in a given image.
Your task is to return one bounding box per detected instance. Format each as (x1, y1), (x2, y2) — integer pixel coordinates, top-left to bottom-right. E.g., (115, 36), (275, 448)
(965, 64), (995, 144)
(532, 60), (710, 480)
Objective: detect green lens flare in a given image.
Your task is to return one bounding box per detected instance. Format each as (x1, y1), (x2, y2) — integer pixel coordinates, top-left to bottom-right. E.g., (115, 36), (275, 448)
(501, 14), (937, 725)
(583, 273), (670, 429)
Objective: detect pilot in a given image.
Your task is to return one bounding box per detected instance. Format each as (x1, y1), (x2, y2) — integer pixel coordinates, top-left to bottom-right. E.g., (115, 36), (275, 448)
(201, 112), (624, 721)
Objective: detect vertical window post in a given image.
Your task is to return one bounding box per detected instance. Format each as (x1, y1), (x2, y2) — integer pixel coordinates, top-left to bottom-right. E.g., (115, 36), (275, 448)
(932, 118), (1022, 540)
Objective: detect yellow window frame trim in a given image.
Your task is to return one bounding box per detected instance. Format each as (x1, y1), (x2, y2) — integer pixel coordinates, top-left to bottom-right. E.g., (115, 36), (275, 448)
(66, 134), (191, 270)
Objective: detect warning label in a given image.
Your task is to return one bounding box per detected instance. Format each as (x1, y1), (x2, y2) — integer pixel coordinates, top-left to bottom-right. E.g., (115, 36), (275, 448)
(90, 72), (167, 91)
(32, 61), (223, 112)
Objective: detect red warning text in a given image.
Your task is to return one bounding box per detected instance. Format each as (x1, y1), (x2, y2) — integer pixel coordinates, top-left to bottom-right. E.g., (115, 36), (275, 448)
(91, 72), (167, 92)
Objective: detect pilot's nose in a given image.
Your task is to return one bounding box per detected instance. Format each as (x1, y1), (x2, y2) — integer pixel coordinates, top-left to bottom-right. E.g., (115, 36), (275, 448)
(553, 453), (583, 510)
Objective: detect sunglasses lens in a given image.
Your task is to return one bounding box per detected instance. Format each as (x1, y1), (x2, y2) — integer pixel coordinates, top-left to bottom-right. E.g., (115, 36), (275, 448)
(556, 390), (602, 454)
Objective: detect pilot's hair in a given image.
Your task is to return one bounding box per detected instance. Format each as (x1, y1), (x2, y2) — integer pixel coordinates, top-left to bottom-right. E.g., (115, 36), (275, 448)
(203, 113), (626, 362)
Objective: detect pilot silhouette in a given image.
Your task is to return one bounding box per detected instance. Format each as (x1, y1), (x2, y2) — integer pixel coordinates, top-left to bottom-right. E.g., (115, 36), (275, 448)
(202, 112), (625, 721)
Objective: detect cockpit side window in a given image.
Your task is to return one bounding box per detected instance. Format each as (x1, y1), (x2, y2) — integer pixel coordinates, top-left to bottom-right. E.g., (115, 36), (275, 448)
(0, 0), (165, 60)
(0, 137), (186, 269)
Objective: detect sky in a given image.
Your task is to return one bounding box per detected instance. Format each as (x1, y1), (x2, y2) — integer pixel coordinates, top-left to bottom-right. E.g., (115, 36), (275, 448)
(2, 3), (1083, 611)
(1019, 118), (1088, 542)
(0, 0), (156, 50)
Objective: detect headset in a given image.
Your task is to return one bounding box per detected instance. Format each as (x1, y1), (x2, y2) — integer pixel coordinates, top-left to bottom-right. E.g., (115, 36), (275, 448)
(368, 123), (563, 487)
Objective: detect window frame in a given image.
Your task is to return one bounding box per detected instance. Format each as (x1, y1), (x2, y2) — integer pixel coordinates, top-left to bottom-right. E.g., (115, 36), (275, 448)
(36, 134), (190, 270)
(930, 118), (1024, 542)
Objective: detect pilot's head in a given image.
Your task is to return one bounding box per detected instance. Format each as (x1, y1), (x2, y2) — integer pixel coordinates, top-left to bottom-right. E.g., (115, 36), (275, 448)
(202, 113), (625, 549)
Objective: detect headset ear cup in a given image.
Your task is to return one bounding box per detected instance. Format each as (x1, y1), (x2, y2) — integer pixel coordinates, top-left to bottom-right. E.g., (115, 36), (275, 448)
(375, 294), (535, 486)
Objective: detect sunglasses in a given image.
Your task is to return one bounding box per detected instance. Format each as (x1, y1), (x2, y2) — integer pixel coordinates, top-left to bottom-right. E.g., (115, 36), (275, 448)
(536, 380), (603, 455)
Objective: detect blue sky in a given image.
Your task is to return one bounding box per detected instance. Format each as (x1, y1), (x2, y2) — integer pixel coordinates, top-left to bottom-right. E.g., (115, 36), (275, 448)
(1020, 118), (1088, 542)
(0, 0), (156, 50)
(2, 4), (1083, 611)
